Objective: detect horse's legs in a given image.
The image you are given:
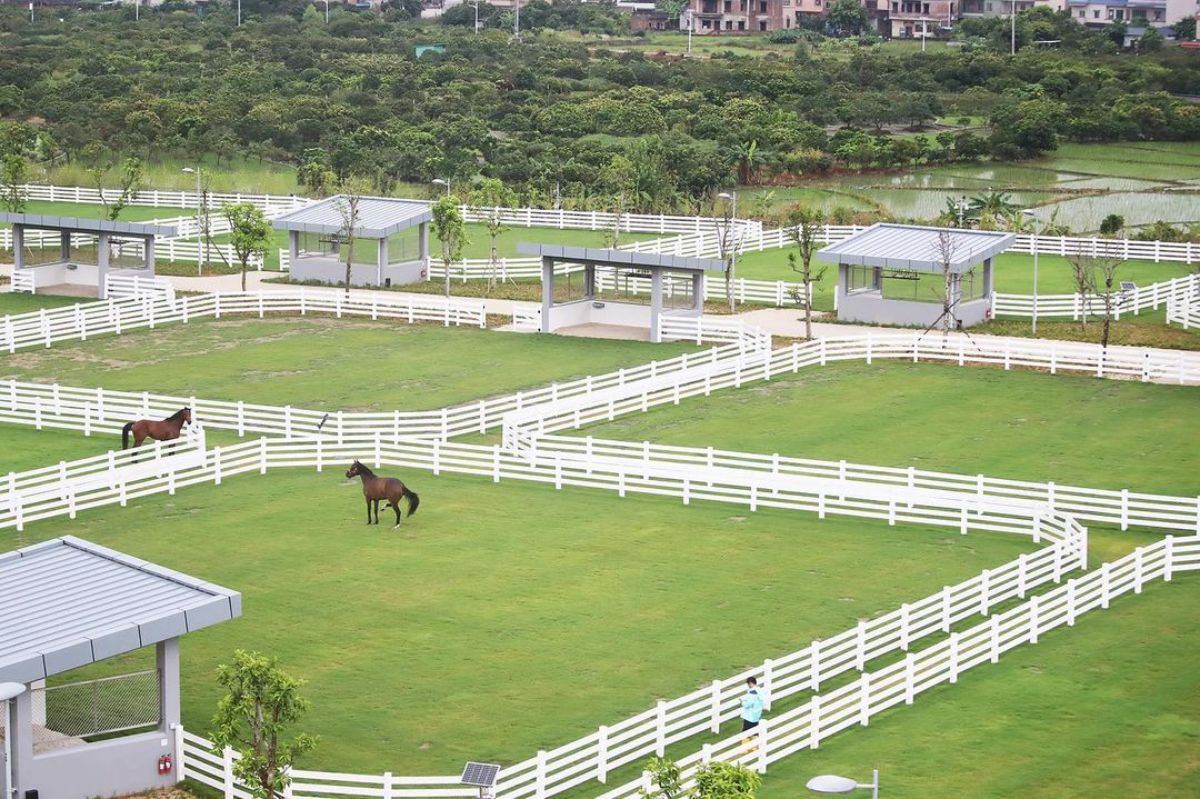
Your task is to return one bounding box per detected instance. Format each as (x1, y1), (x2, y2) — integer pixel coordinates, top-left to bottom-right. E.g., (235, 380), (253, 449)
(131, 435), (145, 464)
(365, 498), (372, 525)
(391, 499), (402, 528)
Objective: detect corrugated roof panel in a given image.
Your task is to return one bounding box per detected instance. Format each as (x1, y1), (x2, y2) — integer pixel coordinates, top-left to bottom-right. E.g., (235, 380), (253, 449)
(0, 212), (177, 238)
(517, 242), (726, 273)
(0, 537), (240, 682)
(271, 196), (432, 238)
(816, 223), (1016, 273)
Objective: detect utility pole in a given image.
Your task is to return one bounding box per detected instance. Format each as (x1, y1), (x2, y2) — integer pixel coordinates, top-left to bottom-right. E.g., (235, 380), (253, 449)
(513, 0), (521, 41)
(1010, 0), (1017, 55)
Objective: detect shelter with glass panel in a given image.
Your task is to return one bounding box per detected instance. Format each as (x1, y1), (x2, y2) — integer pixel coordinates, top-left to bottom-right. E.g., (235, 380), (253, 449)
(0, 214), (175, 298)
(520, 243), (723, 342)
(818, 223), (1015, 329)
(272, 196), (431, 288)
(0, 536), (240, 799)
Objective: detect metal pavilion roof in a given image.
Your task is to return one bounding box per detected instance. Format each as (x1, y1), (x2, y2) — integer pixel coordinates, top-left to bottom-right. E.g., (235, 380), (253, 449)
(0, 536), (241, 683)
(517, 243), (727, 273)
(271, 196), (432, 238)
(816, 223), (1016, 274)
(0, 213), (177, 238)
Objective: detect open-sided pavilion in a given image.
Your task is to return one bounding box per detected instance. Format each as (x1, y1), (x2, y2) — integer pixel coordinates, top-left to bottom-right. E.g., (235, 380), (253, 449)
(272, 196), (432, 288)
(818, 223), (1015, 329)
(1, 213), (175, 298)
(519, 243), (725, 342)
(0, 536), (240, 799)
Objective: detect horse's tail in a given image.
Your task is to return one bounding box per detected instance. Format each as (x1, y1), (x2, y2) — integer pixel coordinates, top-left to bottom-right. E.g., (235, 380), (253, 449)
(121, 422), (134, 450)
(404, 488), (420, 517)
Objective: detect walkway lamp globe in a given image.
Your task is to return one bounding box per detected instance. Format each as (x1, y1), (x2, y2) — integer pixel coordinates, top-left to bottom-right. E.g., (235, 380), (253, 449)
(2, 681), (27, 799)
(432, 178), (451, 197)
(1021, 208), (1040, 335)
(806, 769), (879, 798)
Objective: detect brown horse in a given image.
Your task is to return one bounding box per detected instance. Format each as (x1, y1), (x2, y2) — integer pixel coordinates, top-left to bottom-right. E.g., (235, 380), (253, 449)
(122, 408), (192, 455)
(346, 460), (420, 528)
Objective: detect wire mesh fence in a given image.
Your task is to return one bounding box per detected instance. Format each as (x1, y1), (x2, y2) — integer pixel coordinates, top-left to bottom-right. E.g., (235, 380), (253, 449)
(39, 669), (160, 739)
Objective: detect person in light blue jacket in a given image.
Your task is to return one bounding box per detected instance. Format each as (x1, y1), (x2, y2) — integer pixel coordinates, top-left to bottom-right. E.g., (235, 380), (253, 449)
(740, 676), (764, 737)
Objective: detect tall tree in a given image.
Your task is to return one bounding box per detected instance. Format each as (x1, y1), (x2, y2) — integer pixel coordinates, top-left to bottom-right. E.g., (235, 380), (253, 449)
(210, 650), (317, 799)
(333, 178), (371, 295)
(432, 195), (467, 298)
(469, 178), (515, 293)
(784, 205), (827, 340)
(88, 157), (145, 221)
(933, 229), (961, 335)
(1066, 244), (1100, 327)
(223, 202), (272, 293)
(0, 154), (29, 213)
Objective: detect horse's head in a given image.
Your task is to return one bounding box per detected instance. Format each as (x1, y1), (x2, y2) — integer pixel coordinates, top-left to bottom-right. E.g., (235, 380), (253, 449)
(181, 407), (193, 425)
(346, 460), (364, 479)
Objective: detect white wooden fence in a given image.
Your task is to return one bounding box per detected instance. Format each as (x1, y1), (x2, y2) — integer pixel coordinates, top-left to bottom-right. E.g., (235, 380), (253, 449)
(17, 184), (304, 215)
(1168, 295), (1200, 329)
(993, 273), (1200, 320)
(104, 274), (175, 302)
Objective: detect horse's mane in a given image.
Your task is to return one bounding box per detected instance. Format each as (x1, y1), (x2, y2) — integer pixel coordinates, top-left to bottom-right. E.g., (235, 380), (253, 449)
(353, 460), (376, 477)
(167, 407), (190, 422)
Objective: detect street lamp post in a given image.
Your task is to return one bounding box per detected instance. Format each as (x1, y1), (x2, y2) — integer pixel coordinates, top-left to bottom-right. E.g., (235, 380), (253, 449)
(432, 178), (451, 198)
(2, 682), (28, 799)
(806, 770), (880, 799)
(1022, 208), (1040, 335)
(717, 190), (738, 283)
(182, 167), (203, 276)
(324, 0), (330, 23)
(1010, 0), (1017, 55)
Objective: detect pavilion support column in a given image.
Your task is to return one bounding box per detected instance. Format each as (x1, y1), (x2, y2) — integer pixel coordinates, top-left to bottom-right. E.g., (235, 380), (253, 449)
(585, 264), (595, 300)
(97, 232), (110, 299)
(157, 637), (181, 731)
(289, 230), (300, 269)
(146, 235), (157, 275)
(692, 272), (703, 312)
(377, 236), (387, 286)
(61, 230), (71, 262)
(983, 257), (994, 297)
(541, 257), (554, 334)
(650, 268), (664, 343)
(12, 224), (24, 270)
(9, 685), (34, 794)
(418, 222), (430, 267)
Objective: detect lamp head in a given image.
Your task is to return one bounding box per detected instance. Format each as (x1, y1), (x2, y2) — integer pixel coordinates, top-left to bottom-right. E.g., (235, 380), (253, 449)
(0, 682), (27, 702)
(181, 167), (196, 174)
(805, 775), (859, 794)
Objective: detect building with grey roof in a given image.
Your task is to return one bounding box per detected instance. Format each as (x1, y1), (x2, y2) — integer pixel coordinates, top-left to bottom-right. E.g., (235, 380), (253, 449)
(0, 536), (240, 799)
(519, 243), (725, 342)
(0, 213), (177, 299)
(272, 196), (432, 288)
(817, 223), (1016, 329)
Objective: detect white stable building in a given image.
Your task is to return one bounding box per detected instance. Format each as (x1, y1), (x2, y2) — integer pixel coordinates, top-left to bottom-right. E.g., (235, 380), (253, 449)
(272, 196), (432, 288)
(520, 243), (724, 342)
(818, 224), (1015, 329)
(1, 213), (176, 299)
(0, 536), (241, 799)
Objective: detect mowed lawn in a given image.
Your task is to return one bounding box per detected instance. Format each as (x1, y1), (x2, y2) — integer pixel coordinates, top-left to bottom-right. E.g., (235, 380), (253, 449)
(575, 362), (1200, 496)
(0, 291), (94, 316)
(0, 318), (694, 411)
(3, 467), (1036, 773)
(754, 574), (1200, 799)
(731, 249), (1194, 312)
(0, 423), (104, 473)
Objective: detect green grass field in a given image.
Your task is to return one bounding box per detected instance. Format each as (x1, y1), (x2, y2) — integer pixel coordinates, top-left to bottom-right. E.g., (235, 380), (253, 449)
(754, 573), (1200, 799)
(576, 361), (1200, 496)
(0, 318), (695, 411)
(5, 465), (1038, 773)
(0, 423), (113, 473)
(0, 291), (93, 315)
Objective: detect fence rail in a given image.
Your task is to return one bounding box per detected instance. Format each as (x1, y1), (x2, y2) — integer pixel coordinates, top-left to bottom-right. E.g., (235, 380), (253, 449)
(1168, 295), (1200, 329)
(993, 274), (1200, 320)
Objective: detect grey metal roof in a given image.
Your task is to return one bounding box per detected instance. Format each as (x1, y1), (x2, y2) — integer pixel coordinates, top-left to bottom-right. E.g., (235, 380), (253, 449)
(0, 213), (177, 238)
(517, 243), (726, 273)
(816, 224), (1016, 274)
(271, 196), (432, 238)
(0, 536), (241, 683)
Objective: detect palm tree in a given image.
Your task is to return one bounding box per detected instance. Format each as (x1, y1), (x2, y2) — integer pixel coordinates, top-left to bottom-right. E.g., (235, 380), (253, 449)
(728, 140), (770, 185)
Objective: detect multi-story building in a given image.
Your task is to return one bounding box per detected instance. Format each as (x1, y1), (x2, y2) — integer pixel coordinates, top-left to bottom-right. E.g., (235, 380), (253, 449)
(1065, 0), (1193, 25)
(886, 0), (956, 36)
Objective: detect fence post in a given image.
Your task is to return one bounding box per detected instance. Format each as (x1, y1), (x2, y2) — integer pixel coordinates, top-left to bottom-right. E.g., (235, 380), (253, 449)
(383, 772), (395, 799)
(756, 719), (769, 773)
(710, 679), (721, 733)
(222, 745), (236, 799)
(536, 751), (548, 799)
(172, 724), (186, 783)
(655, 699), (667, 756)
(597, 725), (609, 783)
(1164, 536), (1174, 582)
(809, 694), (821, 750)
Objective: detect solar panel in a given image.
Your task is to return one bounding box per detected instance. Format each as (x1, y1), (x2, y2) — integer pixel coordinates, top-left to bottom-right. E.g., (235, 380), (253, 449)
(461, 763), (501, 788)
(1120, 281), (1137, 292)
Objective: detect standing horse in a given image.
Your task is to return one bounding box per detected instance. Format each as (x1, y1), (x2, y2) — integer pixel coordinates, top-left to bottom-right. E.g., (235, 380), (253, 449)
(121, 408), (192, 457)
(346, 460), (420, 528)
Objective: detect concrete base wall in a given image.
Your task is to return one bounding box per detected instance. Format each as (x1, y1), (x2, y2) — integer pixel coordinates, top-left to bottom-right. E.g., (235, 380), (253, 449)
(837, 291), (991, 328)
(290, 256), (425, 287)
(547, 299), (688, 332)
(23, 731), (177, 799)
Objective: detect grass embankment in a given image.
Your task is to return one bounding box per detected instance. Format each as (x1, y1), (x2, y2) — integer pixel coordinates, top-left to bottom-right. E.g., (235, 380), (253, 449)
(0, 317), (695, 411)
(576, 360), (1200, 496)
